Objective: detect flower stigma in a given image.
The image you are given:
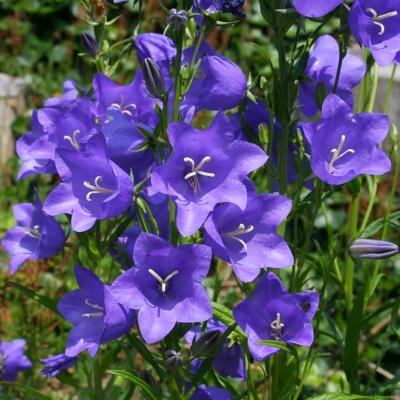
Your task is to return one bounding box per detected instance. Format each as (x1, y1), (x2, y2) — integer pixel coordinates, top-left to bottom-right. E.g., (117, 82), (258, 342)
(366, 8), (398, 35)
(224, 224), (255, 253)
(184, 156), (215, 194)
(328, 134), (355, 174)
(83, 176), (113, 202)
(148, 268), (179, 293)
(63, 130), (81, 151)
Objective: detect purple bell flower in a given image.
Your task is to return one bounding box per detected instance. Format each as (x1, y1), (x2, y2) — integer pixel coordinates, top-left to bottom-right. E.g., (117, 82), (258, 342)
(41, 353), (77, 378)
(292, 0), (344, 18)
(44, 79), (80, 110)
(191, 385), (232, 400)
(0, 339), (32, 381)
(197, 0), (245, 17)
(43, 134), (134, 232)
(58, 265), (135, 357)
(111, 233), (212, 344)
(302, 94), (391, 185)
(233, 272), (319, 361)
(349, 0), (400, 66)
(2, 196), (64, 274)
(299, 35), (366, 117)
(204, 182), (293, 282)
(151, 112), (268, 236)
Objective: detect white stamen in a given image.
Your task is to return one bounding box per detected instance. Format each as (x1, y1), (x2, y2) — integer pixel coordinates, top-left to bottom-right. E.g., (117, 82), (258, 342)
(81, 299), (104, 318)
(109, 96), (137, 116)
(224, 224), (254, 253)
(63, 129), (81, 150)
(184, 156), (215, 194)
(83, 176), (113, 202)
(328, 135), (355, 174)
(25, 225), (41, 239)
(367, 8), (398, 35)
(270, 313), (285, 339)
(148, 268), (179, 293)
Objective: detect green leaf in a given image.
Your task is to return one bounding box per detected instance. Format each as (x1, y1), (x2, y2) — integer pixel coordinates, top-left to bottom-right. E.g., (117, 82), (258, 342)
(1, 382), (53, 400)
(308, 395), (386, 400)
(107, 370), (158, 400)
(212, 301), (246, 339)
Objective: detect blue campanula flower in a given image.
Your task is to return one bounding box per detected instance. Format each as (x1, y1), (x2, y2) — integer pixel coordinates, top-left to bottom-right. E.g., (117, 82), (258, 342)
(151, 112), (267, 236)
(112, 233), (212, 344)
(58, 266), (135, 357)
(0, 339), (32, 381)
(233, 272), (319, 361)
(302, 94), (391, 185)
(43, 134), (134, 232)
(41, 353), (77, 378)
(191, 385), (232, 400)
(300, 35), (366, 117)
(2, 196), (64, 274)
(292, 0), (344, 18)
(197, 0), (245, 17)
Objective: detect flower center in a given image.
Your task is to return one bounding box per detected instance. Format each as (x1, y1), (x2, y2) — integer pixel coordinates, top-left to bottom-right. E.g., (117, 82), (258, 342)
(183, 156), (215, 194)
(83, 176), (114, 202)
(224, 223), (254, 253)
(270, 313), (285, 339)
(25, 225), (41, 239)
(81, 298), (104, 318)
(63, 129), (80, 151)
(109, 96), (137, 117)
(148, 268), (179, 293)
(327, 134), (355, 174)
(366, 8), (398, 35)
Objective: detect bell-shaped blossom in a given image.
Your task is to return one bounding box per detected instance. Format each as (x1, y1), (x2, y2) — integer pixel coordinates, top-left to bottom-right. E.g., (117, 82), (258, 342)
(197, 0), (245, 17)
(0, 339), (32, 381)
(299, 35), (366, 117)
(292, 0), (343, 18)
(302, 94), (391, 185)
(191, 385), (232, 400)
(58, 265), (135, 357)
(2, 197), (64, 274)
(204, 183), (293, 282)
(44, 79), (80, 109)
(349, 0), (400, 66)
(185, 318), (246, 380)
(233, 272), (319, 361)
(41, 353), (77, 378)
(43, 134), (134, 232)
(112, 233), (212, 344)
(151, 112), (267, 236)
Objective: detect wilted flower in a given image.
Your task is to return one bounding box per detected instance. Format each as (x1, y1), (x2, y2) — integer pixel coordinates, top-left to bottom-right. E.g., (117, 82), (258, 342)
(112, 233), (212, 343)
(0, 339), (32, 381)
(2, 196), (64, 274)
(292, 0), (344, 18)
(302, 94), (391, 185)
(233, 272), (319, 361)
(41, 353), (77, 378)
(350, 239), (399, 259)
(190, 385), (232, 400)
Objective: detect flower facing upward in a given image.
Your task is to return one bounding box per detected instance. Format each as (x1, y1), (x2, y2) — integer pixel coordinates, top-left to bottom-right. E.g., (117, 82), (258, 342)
(292, 0), (344, 18)
(204, 182), (293, 282)
(0, 339), (32, 381)
(112, 233), (212, 344)
(2, 196), (64, 274)
(300, 35), (366, 117)
(349, 0), (400, 66)
(58, 265), (135, 357)
(233, 272), (319, 361)
(151, 112), (267, 236)
(302, 94), (391, 185)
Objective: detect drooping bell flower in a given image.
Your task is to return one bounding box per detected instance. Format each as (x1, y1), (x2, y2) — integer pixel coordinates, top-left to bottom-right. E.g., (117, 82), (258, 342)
(41, 353), (77, 378)
(301, 94), (391, 185)
(190, 385), (232, 400)
(112, 233), (212, 344)
(292, 0), (344, 18)
(233, 272), (319, 361)
(349, 0), (400, 66)
(204, 182), (293, 282)
(43, 134), (134, 232)
(58, 265), (135, 357)
(151, 112), (267, 236)
(2, 196), (64, 274)
(299, 35), (366, 117)
(0, 339), (32, 381)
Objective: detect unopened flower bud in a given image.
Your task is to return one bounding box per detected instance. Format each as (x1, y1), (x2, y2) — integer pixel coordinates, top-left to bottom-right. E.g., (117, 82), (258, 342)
(140, 370), (157, 387)
(165, 350), (183, 370)
(81, 32), (99, 56)
(349, 239), (399, 260)
(143, 58), (166, 99)
(190, 329), (221, 357)
(166, 9), (188, 29)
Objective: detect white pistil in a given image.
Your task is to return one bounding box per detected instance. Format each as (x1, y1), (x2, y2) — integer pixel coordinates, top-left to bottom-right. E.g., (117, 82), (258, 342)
(83, 176), (113, 202)
(367, 8), (398, 35)
(148, 268), (179, 293)
(109, 96), (137, 117)
(26, 225), (41, 239)
(183, 156), (215, 194)
(328, 135), (355, 174)
(270, 313), (285, 339)
(63, 129), (80, 150)
(224, 224), (254, 253)
(81, 298), (104, 318)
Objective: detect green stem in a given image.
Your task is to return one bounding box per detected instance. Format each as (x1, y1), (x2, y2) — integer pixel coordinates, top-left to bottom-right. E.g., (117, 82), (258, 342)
(93, 356), (103, 400)
(383, 64), (397, 114)
(358, 177), (378, 235)
(173, 28), (185, 121)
